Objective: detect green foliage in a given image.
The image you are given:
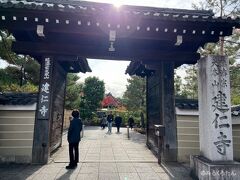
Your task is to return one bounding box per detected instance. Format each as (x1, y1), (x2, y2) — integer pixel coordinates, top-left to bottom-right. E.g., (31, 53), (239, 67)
(0, 31), (15, 63)
(0, 82), (38, 92)
(0, 30), (40, 91)
(123, 76), (146, 111)
(65, 73), (83, 109)
(193, 0), (240, 63)
(192, 0), (240, 16)
(181, 65), (198, 99)
(80, 76), (105, 120)
(174, 70), (184, 97)
(123, 76), (146, 127)
(174, 65), (198, 99)
(89, 110), (144, 127)
(230, 65), (240, 105)
(186, 0), (240, 104)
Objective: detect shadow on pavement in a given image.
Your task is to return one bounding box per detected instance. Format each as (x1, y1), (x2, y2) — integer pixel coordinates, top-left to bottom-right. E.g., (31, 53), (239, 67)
(0, 164), (43, 180)
(55, 168), (75, 180)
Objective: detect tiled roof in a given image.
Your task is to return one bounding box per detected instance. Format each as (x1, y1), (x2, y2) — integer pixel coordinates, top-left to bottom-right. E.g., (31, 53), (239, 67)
(101, 93), (121, 107)
(0, 92), (37, 105)
(0, 0), (239, 24)
(0, 92), (239, 117)
(175, 98), (198, 110)
(176, 98), (240, 117)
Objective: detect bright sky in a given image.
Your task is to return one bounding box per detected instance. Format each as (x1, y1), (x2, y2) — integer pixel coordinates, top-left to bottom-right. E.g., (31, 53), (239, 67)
(85, 0), (200, 8)
(0, 0), (202, 97)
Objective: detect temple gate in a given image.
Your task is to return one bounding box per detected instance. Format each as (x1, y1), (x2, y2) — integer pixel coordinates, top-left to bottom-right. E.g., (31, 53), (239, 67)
(0, 1), (239, 178)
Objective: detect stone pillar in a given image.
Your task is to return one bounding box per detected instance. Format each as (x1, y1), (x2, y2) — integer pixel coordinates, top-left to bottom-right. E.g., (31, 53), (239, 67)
(32, 56), (54, 164)
(162, 62), (177, 162)
(198, 56), (233, 161)
(191, 56), (240, 179)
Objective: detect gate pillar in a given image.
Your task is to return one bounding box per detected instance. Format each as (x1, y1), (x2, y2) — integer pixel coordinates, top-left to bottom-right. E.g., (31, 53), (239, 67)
(32, 56), (54, 164)
(162, 62), (177, 162)
(146, 62), (177, 162)
(32, 56), (67, 164)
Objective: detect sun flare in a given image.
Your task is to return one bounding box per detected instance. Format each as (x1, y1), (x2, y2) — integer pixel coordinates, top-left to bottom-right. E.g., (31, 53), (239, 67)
(112, 1), (122, 8)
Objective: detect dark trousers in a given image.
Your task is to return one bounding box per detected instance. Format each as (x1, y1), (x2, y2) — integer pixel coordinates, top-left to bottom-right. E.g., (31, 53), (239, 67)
(69, 142), (79, 165)
(117, 126), (120, 132)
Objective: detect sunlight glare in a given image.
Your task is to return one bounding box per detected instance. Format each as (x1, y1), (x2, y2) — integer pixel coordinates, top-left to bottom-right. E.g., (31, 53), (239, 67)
(113, 1), (122, 8)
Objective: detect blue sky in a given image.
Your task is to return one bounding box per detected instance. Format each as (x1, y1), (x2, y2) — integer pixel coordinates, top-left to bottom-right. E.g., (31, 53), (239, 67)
(0, 0), (201, 97)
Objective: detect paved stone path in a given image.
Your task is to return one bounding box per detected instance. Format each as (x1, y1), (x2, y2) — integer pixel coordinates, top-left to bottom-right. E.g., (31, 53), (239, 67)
(0, 126), (192, 180)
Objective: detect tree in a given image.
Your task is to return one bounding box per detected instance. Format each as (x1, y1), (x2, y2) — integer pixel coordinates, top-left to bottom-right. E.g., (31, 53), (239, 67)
(193, 0), (239, 57)
(230, 65), (240, 104)
(80, 76), (105, 119)
(174, 69), (184, 97)
(65, 73), (83, 109)
(193, 0), (239, 61)
(0, 30), (40, 92)
(123, 76), (146, 128)
(192, 0), (240, 104)
(123, 76), (146, 111)
(181, 65), (198, 99)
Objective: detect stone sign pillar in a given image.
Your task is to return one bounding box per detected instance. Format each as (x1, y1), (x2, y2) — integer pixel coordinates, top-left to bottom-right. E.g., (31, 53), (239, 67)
(191, 56), (240, 179)
(199, 56), (233, 161)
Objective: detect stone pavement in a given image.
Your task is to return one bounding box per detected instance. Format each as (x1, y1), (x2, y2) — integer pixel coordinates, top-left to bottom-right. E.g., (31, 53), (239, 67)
(0, 126), (193, 180)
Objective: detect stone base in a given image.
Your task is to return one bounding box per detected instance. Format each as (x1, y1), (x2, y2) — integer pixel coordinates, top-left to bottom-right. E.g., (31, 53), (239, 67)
(190, 155), (240, 180)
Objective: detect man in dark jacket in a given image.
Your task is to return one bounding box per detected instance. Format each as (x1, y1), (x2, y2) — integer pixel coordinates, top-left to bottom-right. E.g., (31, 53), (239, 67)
(66, 110), (82, 169)
(128, 117), (134, 130)
(115, 115), (122, 133)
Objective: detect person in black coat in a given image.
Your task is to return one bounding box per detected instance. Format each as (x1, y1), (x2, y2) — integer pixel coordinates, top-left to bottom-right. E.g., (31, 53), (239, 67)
(115, 115), (122, 133)
(66, 110), (83, 169)
(128, 117), (134, 130)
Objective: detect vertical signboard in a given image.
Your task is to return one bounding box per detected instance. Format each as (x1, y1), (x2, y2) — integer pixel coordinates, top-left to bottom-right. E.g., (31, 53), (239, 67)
(37, 57), (53, 120)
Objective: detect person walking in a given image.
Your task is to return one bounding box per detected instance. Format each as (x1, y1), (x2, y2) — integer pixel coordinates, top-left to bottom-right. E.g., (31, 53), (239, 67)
(101, 115), (107, 129)
(128, 117), (134, 130)
(66, 110), (83, 169)
(115, 115), (122, 133)
(107, 111), (114, 134)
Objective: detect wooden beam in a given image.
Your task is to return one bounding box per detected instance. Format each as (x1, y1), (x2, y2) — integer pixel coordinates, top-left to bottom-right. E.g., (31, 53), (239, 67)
(12, 32), (205, 53)
(12, 41), (200, 62)
(8, 22), (220, 44)
(0, 9), (234, 41)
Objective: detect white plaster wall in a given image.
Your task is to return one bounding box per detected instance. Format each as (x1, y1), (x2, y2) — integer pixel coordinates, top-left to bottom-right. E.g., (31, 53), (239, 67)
(0, 105), (36, 163)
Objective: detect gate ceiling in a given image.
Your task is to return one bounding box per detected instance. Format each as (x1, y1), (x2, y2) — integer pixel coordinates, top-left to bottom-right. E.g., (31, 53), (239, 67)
(0, 0), (239, 69)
